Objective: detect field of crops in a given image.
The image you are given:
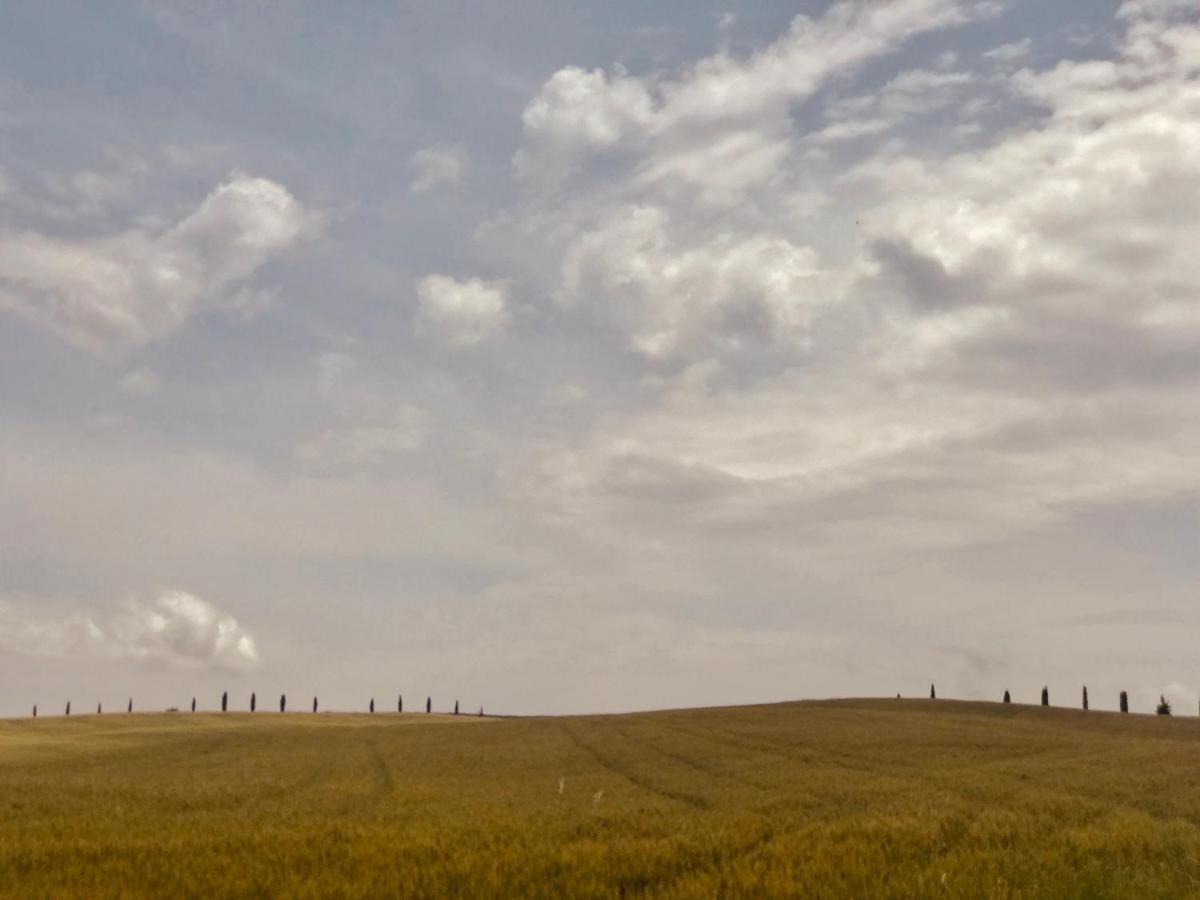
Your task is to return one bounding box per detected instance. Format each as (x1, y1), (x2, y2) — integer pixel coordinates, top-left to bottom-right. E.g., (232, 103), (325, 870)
(2, 699), (1199, 897)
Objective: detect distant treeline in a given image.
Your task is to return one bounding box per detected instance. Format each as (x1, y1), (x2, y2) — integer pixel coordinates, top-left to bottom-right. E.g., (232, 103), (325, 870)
(29, 694), (486, 718)
(923, 684), (1182, 716)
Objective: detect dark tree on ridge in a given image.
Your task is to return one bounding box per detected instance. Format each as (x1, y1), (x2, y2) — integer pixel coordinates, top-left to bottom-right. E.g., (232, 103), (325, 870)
(454, 701), (459, 715)
(1120, 691), (1129, 713)
(398, 694), (403, 713)
(313, 697), (319, 713)
(97, 703), (102, 715)
(191, 698), (196, 712)
(426, 697), (431, 714)
(1157, 695), (1172, 716)
(127, 698), (132, 714)
(33, 705), (37, 718)
(370, 698), (375, 714)
(251, 692), (256, 713)
(1041, 686), (1049, 706)
(1082, 686), (1089, 711)
(280, 694), (286, 713)
(1003, 690), (1010, 704)
(66, 701), (71, 716)
(222, 691), (228, 712)
(930, 684), (936, 700)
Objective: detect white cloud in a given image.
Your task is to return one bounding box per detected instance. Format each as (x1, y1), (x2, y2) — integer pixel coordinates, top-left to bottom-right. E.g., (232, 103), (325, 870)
(118, 366), (161, 397)
(293, 407), (430, 470)
(983, 37), (1032, 64)
(415, 273), (509, 347)
(0, 590), (259, 671)
(410, 143), (467, 194)
(515, 0), (1003, 187)
(0, 174), (313, 351)
(559, 206), (843, 357)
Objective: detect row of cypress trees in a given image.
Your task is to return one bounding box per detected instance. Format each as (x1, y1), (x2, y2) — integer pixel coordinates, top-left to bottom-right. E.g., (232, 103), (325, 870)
(33, 693), (483, 717)
(928, 684), (1179, 715)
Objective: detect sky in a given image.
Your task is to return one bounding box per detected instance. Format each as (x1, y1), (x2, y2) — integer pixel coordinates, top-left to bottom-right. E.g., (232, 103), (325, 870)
(1, 0), (1198, 717)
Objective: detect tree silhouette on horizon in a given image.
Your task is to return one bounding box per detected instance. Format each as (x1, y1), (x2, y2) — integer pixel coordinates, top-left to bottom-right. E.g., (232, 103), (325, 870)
(1120, 690), (1129, 713)
(426, 697), (431, 714)
(930, 684), (936, 699)
(370, 698), (375, 714)
(280, 694), (287, 713)
(222, 691), (228, 712)
(1003, 690), (1010, 703)
(1041, 686), (1049, 706)
(1082, 685), (1089, 711)
(251, 692), (256, 712)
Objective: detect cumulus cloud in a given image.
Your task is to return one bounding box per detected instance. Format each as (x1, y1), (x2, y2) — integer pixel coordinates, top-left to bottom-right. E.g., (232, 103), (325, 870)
(0, 174), (313, 351)
(415, 274), (509, 347)
(559, 206), (842, 357)
(0, 590), (259, 671)
(410, 143), (467, 194)
(501, 0), (1005, 360)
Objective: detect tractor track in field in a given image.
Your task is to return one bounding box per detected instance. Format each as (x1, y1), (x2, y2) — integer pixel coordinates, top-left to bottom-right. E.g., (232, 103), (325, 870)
(560, 721), (711, 810)
(604, 721), (773, 793)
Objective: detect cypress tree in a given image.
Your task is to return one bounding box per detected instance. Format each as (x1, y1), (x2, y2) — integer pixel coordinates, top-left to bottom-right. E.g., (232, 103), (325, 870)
(191, 698), (196, 712)
(370, 698), (375, 714)
(1156, 695), (1172, 716)
(33, 705), (37, 718)
(930, 683), (936, 699)
(1082, 686), (1089, 711)
(251, 692), (256, 712)
(398, 694), (403, 713)
(454, 700), (459, 715)
(313, 697), (318, 713)
(479, 707), (483, 717)
(1003, 690), (1010, 703)
(426, 697), (431, 714)
(66, 701), (71, 716)
(222, 691), (228, 712)
(1041, 686), (1049, 706)
(1120, 690), (1129, 713)
(280, 694), (286, 713)
(97, 703), (102, 715)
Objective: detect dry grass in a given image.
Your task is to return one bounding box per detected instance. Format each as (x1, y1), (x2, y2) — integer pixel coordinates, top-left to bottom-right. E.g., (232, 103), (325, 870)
(2, 700), (1199, 897)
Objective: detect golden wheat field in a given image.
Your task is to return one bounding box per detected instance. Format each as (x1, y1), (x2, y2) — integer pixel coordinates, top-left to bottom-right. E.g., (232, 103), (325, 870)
(2, 699), (1199, 898)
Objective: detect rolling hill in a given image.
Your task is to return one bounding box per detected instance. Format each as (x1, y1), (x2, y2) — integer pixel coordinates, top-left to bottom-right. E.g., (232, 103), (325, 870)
(2, 699), (1199, 897)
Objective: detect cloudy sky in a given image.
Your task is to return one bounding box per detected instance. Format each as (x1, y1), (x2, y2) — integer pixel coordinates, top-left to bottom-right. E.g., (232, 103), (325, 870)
(1, 0), (1197, 717)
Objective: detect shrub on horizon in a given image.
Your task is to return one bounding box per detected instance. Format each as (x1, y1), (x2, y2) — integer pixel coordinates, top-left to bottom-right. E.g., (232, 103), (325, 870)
(1120, 691), (1129, 713)
(1156, 695), (1172, 716)
(1003, 690), (1010, 703)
